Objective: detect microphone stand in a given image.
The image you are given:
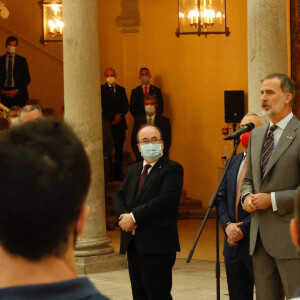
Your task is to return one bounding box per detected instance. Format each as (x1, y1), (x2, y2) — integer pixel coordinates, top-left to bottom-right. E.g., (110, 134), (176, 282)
(186, 138), (240, 300)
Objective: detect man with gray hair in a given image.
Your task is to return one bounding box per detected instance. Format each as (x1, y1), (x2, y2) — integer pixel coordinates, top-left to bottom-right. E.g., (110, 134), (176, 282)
(219, 113), (264, 300)
(242, 73), (300, 299)
(19, 104), (43, 124)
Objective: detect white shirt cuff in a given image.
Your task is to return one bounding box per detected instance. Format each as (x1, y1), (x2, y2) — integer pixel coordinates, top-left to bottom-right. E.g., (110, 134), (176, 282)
(271, 192), (277, 211)
(130, 212), (136, 223)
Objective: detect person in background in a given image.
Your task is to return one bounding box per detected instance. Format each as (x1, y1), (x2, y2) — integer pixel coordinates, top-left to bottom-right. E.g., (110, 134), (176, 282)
(130, 67), (163, 118)
(131, 95), (171, 161)
(19, 104), (43, 124)
(101, 68), (129, 181)
(0, 36), (31, 108)
(219, 113), (264, 300)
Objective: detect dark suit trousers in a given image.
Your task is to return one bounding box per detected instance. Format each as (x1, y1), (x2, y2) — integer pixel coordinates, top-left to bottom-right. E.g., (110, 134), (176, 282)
(111, 123), (125, 177)
(224, 245), (254, 300)
(127, 237), (176, 300)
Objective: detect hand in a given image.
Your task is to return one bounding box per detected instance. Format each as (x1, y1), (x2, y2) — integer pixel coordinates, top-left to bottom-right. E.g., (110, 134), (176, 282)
(243, 195), (257, 213)
(118, 213), (136, 232)
(3, 89), (18, 98)
(225, 222), (244, 242)
(227, 237), (238, 247)
(111, 113), (123, 125)
(252, 193), (271, 210)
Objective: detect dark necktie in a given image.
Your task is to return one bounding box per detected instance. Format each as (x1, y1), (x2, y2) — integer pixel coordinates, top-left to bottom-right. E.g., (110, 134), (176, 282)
(137, 164), (151, 194)
(148, 117), (152, 124)
(7, 55), (13, 87)
(261, 125), (278, 177)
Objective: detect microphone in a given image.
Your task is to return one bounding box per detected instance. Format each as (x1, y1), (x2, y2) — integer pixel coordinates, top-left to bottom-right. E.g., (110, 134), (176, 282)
(224, 122), (255, 140)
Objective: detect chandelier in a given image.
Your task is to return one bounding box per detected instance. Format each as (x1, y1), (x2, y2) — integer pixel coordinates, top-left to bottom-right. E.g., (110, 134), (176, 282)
(38, 0), (63, 44)
(176, 0), (230, 37)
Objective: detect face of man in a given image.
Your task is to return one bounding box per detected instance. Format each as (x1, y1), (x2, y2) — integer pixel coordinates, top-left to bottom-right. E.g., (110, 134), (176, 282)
(6, 40), (17, 54)
(260, 77), (292, 121)
(19, 110), (43, 124)
(137, 126), (164, 162)
(105, 68), (116, 86)
(139, 69), (151, 85)
(144, 99), (158, 116)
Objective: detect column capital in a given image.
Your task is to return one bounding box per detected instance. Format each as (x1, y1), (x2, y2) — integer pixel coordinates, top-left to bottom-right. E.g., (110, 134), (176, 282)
(116, 0), (140, 33)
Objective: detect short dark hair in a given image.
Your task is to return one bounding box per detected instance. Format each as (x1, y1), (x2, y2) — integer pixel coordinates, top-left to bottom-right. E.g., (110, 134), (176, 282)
(263, 73), (296, 107)
(136, 124), (162, 143)
(0, 118), (90, 261)
(139, 67), (150, 74)
(144, 95), (158, 104)
(6, 36), (18, 46)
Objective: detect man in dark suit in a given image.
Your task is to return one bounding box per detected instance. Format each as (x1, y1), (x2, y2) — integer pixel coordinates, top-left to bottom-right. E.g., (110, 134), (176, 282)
(241, 73), (300, 299)
(113, 125), (183, 300)
(0, 36), (31, 108)
(101, 67), (129, 180)
(130, 67), (163, 118)
(131, 95), (171, 161)
(219, 113), (264, 300)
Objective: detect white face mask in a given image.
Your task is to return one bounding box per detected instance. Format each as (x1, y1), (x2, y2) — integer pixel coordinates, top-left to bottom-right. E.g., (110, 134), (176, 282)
(7, 46), (16, 54)
(106, 76), (116, 85)
(145, 105), (156, 115)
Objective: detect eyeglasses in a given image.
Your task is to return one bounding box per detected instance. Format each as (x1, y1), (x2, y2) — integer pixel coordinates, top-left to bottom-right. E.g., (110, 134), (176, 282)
(139, 137), (162, 145)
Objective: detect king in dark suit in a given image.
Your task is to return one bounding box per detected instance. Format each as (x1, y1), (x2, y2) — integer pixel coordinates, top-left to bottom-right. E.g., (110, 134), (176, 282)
(219, 113), (264, 300)
(0, 36), (31, 108)
(130, 67), (163, 118)
(101, 68), (129, 180)
(113, 125), (183, 300)
(131, 95), (171, 161)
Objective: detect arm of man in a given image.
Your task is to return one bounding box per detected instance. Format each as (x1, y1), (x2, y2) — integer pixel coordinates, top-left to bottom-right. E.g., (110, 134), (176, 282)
(129, 89), (137, 118)
(156, 87), (164, 115)
(162, 118), (171, 157)
(120, 86), (129, 116)
(132, 163), (184, 226)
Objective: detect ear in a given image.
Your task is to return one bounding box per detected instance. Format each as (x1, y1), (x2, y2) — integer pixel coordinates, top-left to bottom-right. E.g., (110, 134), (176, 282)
(160, 140), (164, 151)
(137, 143), (141, 153)
(284, 93), (293, 105)
(76, 205), (90, 237)
(290, 218), (299, 246)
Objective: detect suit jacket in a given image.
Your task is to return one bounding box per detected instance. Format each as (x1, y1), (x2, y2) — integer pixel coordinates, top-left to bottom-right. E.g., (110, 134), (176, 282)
(219, 153), (251, 258)
(0, 54), (31, 106)
(130, 85), (163, 118)
(101, 83), (129, 130)
(131, 114), (172, 161)
(113, 155), (183, 254)
(241, 115), (300, 258)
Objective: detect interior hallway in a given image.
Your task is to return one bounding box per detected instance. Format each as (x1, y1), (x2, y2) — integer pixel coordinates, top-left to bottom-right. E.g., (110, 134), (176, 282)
(86, 219), (250, 300)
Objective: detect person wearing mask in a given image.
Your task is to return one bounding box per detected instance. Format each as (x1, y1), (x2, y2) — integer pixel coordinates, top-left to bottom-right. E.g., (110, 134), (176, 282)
(101, 68), (129, 181)
(130, 68), (163, 118)
(241, 73), (300, 299)
(113, 125), (183, 300)
(0, 36), (31, 108)
(131, 95), (171, 161)
(219, 113), (264, 300)
(18, 104), (43, 124)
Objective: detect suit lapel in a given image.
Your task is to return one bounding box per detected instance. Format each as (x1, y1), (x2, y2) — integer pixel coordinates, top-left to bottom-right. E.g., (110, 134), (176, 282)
(263, 116), (299, 179)
(135, 156), (166, 201)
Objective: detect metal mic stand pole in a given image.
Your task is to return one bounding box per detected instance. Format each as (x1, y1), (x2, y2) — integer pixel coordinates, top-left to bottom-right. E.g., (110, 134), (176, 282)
(186, 139), (240, 300)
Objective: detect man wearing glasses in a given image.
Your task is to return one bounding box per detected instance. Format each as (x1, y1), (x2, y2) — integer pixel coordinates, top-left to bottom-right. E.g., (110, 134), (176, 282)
(113, 125), (183, 300)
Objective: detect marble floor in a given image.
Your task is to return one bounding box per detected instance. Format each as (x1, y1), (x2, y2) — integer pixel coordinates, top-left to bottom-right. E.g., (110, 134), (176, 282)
(86, 219), (256, 299)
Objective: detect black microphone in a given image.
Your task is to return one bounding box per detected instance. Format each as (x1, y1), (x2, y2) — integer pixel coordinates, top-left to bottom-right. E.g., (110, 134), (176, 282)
(224, 122), (255, 140)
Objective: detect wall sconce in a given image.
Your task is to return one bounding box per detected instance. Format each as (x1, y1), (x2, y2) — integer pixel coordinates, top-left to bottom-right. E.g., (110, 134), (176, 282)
(0, 1), (9, 19)
(38, 0), (63, 44)
(176, 0), (230, 37)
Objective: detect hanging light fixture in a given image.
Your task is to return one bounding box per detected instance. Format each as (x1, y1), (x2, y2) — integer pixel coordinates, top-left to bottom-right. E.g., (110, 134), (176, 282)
(38, 0), (63, 44)
(176, 0), (230, 37)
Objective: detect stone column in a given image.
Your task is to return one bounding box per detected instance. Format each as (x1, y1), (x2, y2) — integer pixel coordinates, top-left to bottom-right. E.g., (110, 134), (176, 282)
(63, 0), (126, 274)
(247, 0), (289, 113)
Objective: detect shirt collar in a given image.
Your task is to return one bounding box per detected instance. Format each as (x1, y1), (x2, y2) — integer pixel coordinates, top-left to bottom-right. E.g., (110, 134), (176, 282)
(270, 111), (293, 130)
(143, 157), (160, 168)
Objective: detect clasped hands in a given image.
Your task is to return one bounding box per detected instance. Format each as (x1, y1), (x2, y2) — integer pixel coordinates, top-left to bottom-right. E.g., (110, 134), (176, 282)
(243, 193), (272, 213)
(226, 222), (244, 247)
(118, 213), (137, 232)
(1, 89), (18, 98)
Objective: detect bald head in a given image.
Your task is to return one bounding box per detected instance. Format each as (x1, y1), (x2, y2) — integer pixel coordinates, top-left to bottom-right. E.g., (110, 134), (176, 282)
(104, 68), (117, 77)
(240, 113), (264, 128)
(19, 105), (43, 124)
